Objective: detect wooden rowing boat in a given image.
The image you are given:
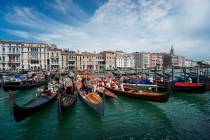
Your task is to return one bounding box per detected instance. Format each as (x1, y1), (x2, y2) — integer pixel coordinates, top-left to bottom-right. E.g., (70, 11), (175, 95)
(13, 91), (57, 122)
(105, 87), (170, 102)
(76, 81), (104, 114)
(174, 82), (206, 94)
(78, 90), (104, 114)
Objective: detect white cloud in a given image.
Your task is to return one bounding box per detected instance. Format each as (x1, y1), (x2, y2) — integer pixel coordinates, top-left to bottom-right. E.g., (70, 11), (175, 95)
(3, 0), (210, 60)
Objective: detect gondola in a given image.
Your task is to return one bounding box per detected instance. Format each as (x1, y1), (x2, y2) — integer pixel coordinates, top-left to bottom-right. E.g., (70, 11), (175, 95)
(174, 82), (206, 93)
(3, 80), (47, 91)
(59, 94), (77, 114)
(13, 90), (58, 122)
(105, 86), (170, 102)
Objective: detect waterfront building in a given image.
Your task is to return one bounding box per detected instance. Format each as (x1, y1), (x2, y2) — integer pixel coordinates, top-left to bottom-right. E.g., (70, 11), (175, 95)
(96, 53), (105, 71)
(101, 51), (116, 70)
(0, 40), (48, 71)
(61, 49), (69, 71)
(150, 53), (165, 70)
(115, 51), (134, 69)
(76, 51), (98, 71)
(115, 51), (126, 68)
(68, 51), (76, 71)
(48, 45), (62, 70)
(133, 52), (150, 69)
(0, 40), (200, 72)
(163, 46), (186, 68)
(185, 59), (198, 67)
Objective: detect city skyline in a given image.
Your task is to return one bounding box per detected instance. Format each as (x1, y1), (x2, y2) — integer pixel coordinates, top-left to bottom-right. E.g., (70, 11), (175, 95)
(0, 0), (210, 60)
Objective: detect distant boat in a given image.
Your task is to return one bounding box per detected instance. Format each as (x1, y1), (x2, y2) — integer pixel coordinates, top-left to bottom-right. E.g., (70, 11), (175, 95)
(174, 82), (206, 94)
(3, 80), (47, 91)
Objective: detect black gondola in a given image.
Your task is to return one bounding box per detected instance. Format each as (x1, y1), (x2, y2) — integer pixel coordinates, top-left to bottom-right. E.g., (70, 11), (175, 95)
(59, 94), (77, 114)
(3, 80), (47, 91)
(13, 91), (58, 122)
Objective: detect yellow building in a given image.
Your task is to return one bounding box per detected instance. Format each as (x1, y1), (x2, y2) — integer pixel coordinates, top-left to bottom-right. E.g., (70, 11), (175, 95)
(61, 49), (69, 71)
(100, 51), (116, 70)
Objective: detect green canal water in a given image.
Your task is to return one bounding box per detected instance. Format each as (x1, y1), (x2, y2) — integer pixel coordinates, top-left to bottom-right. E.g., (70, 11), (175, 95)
(0, 88), (210, 140)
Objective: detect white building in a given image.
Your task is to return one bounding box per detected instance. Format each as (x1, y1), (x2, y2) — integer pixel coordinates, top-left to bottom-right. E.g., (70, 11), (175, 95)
(185, 59), (197, 67)
(133, 52), (150, 69)
(0, 40), (48, 71)
(115, 51), (134, 68)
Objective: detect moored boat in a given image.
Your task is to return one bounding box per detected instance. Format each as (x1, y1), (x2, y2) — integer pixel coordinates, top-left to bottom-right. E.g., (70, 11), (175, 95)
(174, 82), (206, 93)
(59, 94), (77, 114)
(77, 89), (104, 114)
(13, 90), (58, 122)
(105, 87), (170, 102)
(123, 83), (168, 92)
(3, 80), (47, 91)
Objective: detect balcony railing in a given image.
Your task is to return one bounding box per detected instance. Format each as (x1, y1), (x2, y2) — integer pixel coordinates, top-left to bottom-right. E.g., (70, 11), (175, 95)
(7, 52), (20, 55)
(7, 61), (20, 64)
(51, 63), (60, 65)
(68, 58), (76, 61)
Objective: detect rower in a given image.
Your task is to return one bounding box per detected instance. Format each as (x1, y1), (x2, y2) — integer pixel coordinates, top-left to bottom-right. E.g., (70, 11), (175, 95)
(64, 75), (74, 95)
(119, 75), (124, 91)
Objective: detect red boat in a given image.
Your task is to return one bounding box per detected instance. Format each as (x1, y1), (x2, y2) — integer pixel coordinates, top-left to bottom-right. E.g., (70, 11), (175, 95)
(174, 82), (206, 93)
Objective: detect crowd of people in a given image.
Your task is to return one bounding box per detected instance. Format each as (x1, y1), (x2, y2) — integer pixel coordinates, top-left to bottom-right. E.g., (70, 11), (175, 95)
(43, 72), (75, 97)
(79, 72), (125, 95)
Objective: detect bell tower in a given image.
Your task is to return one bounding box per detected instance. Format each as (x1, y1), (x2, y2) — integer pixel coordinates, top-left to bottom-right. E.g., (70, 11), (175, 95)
(170, 45), (174, 55)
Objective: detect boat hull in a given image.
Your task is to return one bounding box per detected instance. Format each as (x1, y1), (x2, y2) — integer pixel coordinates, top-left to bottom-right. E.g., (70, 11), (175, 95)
(60, 94), (77, 114)
(3, 81), (47, 91)
(174, 82), (206, 94)
(105, 87), (169, 102)
(13, 93), (57, 122)
(78, 90), (104, 114)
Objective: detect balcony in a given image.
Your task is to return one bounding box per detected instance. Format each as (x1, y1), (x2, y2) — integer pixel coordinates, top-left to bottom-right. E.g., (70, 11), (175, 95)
(7, 52), (20, 55)
(7, 61), (20, 64)
(51, 56), (59, 58)
(68, 58), (76, 61)
(51, 62), (60, 65)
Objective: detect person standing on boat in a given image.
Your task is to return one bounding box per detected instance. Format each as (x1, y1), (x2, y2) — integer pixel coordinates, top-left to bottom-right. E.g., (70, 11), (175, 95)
(81, 75), (92, 94)
(119, 75), (124, 91)
(64, 75), (74, 95)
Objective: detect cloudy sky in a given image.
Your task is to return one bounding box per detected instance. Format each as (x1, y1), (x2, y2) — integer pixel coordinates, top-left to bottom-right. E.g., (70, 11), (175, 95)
(0, 0), (210, 60)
